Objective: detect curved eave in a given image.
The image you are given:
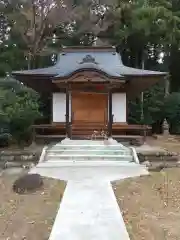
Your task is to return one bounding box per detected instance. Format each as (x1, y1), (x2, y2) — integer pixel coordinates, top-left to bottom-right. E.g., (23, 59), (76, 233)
(123, 72), (167, 78)
(11, 64), (59, 76)
(119, 65), (167, 78)
(12, 62), (167, 95)
(53, 68), (125, 81)
(12, 72), (56, 78)
(12, 63), (167, 79)
(11, 73), (57, 93)
(126, 75), (166, 99)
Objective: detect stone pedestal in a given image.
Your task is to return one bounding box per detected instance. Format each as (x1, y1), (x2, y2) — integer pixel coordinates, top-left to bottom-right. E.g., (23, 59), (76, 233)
(162, 119), (170, 136)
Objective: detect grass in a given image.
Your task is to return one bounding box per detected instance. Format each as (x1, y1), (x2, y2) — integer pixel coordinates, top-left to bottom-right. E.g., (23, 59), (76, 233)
(0, 173), (66, 240)
(113, 168), (180, 240)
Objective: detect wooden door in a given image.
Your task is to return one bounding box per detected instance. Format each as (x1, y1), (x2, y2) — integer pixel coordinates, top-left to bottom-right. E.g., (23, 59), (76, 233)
(72, 92), (108, 124)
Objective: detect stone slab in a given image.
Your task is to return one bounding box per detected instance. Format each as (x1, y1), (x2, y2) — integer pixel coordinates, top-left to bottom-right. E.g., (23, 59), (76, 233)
(49, 180), (130, 240)
(30, 164), (148, 181)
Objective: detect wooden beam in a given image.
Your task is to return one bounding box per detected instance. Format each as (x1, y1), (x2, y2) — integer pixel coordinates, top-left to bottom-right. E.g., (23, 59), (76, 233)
(66, 88), (70, 138)
(54, 82), (125, 93)
(108, 90), (113, 137)
(53, 78), (126, 84)
(52, 70), (126, 84)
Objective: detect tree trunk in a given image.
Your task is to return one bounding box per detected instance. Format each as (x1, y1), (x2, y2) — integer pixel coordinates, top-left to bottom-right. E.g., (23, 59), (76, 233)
(169, 44), (180, 92)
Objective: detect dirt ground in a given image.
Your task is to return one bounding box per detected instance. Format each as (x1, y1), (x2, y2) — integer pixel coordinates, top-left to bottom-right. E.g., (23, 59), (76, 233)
(147, 135), (180, 154)
(0, 173), (66, 240)
(113, 168), (180, 240)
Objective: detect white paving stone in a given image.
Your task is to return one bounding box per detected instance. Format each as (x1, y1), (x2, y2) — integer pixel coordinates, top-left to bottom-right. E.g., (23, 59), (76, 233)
(31, 163), (148, 181)
(49, 180), (130, 240)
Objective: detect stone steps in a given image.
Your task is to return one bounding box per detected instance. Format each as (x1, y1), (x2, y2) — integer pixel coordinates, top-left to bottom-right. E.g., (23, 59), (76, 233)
(49, 143), (127, 149)
(46, 149), (132, 157)
(47, 153), (132, 158)
(46, 153), (132, 161)
(46, 142), (133, 162)
(51, 143), (126, 147)
(48, 144), (130, 150)
(42, 139), (137, 165)
(36, 160), (138, 168)
(46, 156), (132, 162)
(47, 149), (131, 153)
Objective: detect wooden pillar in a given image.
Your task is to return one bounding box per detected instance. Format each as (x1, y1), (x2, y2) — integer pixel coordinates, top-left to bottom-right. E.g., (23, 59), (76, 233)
(108, 90), (113, 137)
(66, 87), (70, 138)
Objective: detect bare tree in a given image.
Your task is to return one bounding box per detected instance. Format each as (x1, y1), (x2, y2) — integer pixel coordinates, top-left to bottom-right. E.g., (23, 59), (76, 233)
(4, 0), (74, 68)
(2, 0), (118, 68)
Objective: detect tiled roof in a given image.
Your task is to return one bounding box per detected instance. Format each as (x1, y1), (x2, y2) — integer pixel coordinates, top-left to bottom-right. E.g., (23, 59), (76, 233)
(12, 47), (167, 79)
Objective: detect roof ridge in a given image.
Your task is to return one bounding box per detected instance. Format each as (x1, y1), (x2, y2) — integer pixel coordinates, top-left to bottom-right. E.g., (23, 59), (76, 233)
(62, 46), (116, 53)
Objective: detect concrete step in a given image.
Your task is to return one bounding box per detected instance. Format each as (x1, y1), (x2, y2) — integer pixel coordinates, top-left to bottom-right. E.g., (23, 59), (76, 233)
(48, 150), (131, 155)
(72, 123), (106, 127)
(48, 144), (130, 149)
(50, 150), (131, 153)
(71, 133), (106, 136)
(47, 149), (132, 154)
(71, 134), (103, 139)
(46, 156), (133, 162)
(71, 130), (96, 133)
(72, 126), (107, 130)
(47, 153), (132, 158)
(46, 153), (132, 158)
(44, 140), (136, 163)
(71, 132), (105, 135)
(36, 160), (136, 168)
(59, 140), (120, 145)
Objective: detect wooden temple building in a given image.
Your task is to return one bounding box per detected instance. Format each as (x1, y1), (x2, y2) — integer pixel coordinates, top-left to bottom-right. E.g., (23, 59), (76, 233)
(12, 46), (167, 142)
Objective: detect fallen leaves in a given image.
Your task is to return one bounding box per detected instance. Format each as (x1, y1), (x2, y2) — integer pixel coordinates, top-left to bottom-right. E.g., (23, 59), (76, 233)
(112, 168), (180, 240)
(0, 174), (66, 240)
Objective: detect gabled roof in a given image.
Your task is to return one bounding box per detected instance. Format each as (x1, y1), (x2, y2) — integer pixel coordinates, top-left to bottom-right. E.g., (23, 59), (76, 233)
(12, 46), (167, 78)
(12, 46), (167, 95)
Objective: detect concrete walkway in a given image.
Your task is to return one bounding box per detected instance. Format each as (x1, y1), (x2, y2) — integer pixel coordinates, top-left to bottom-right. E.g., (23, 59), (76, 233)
(30, 140), (148, 240)
(49, 180), (130, 240)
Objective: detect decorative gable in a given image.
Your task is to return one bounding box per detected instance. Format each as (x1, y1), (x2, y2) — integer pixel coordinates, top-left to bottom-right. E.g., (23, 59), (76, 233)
(79, 55), (98, 64)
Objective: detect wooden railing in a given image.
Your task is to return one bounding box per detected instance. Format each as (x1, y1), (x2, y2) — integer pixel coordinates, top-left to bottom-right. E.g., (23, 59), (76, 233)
(32, 122), (152, 138)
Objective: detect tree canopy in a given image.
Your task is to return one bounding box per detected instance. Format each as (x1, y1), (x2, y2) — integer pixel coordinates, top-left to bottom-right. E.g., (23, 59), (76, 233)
(1, 0), (180, 145)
